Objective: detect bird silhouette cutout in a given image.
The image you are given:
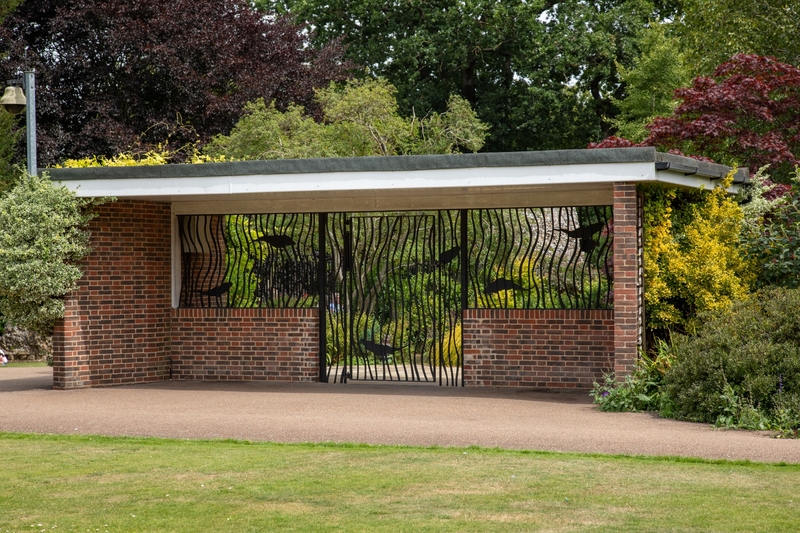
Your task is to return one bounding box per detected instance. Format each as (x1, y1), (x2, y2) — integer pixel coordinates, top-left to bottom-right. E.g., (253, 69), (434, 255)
(484, 278), (527, 295)
(199, 281), (232, 297)
(579, 238), (600, 253)
(256, 234), (295, 248)
(558, 221), (606, 240)
(360, 339), (397, 361)
(438, 246), (460, 265)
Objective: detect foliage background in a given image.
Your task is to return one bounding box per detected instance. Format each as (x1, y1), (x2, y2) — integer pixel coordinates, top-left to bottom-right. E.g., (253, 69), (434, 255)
(205, 78), (489, 159)
(259, 0), (680, 152)
(0, 0), (349, 166)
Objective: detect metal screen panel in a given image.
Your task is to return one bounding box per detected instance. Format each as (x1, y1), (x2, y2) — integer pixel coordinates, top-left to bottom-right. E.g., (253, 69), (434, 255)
(178, 214), (319, 308)
(465, 207), (613, 310)
(177, 206), (613, 386)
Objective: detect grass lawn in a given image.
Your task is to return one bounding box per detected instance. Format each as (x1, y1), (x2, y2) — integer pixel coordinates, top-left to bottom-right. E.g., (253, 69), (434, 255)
(1, 433), (798, 532)
(1, 361), (47, 368)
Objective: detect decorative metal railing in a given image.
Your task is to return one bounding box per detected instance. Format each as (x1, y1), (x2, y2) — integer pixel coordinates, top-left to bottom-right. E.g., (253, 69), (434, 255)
(465, 207), (613, 310)
(177, 207), (613, 385)
(179, 208), (613, 311)
(178, 213), (319, 309)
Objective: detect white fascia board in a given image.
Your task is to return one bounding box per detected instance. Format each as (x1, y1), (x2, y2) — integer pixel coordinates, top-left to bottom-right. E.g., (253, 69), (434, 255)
(57, 161), (656, 199)
(654, 171), (742, 193)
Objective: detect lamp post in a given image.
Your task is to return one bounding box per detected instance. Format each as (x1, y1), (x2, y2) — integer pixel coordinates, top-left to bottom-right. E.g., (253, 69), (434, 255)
(1, 71), (36, 176)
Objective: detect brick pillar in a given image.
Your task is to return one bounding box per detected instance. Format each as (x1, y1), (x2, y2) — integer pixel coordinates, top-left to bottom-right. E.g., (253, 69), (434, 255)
(52, 294), (91, 389)
(51, 200), (172, 389)
(612, 183), (643, 377)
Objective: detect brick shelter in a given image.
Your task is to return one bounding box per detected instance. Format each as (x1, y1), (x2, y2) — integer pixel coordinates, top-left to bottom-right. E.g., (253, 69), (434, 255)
(49, 148), (747, 390)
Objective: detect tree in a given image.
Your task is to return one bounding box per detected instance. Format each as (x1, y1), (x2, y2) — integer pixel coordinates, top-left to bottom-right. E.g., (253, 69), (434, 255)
(0, 111), (20, 193)
(679, 0), (800, 75)
(594, 55), (800, 184)
(0, 172), (97, 335)
(259, 0), (678, 152)
(204, 78), (489, 159)
(647, 55), (800, 184)
(0, 0), (22, 192)
(609, 22), (690, 142)
(0, 0), (350, 166)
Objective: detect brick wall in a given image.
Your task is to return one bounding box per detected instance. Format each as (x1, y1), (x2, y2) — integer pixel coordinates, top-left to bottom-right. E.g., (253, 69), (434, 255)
(51, 197), (638, 390)
(171, 308), (319, 381)
(463, 309), (614, 389)
(52, 200), (172, 389)
(612, 183), (644, 376)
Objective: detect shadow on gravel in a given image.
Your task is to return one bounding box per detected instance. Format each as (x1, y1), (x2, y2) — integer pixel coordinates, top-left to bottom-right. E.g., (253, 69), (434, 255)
(0, 368), (53, 392)
(131, 379), (594, 405)
(0, 366), (594, 406)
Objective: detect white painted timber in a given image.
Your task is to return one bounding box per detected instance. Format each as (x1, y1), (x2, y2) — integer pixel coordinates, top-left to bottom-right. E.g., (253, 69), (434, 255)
(57, 162), (657, 200)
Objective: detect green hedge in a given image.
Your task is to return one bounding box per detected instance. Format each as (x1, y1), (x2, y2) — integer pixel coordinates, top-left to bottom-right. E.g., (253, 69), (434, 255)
(662, 288), (800, 430)
(593, 287), (800, 435)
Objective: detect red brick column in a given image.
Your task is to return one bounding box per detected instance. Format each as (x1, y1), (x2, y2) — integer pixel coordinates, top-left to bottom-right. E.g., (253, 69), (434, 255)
(52, 295), (90, 388)
(52, 200), (172, 389)
(170, 308), (319, 381)
(612, 183), (644, 377)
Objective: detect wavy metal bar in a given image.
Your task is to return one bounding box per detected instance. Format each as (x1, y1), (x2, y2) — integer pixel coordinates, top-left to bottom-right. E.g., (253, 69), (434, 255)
(178, 214), (319, 309)
(324, 213), (347, 383)
(466, 207), (613, 310)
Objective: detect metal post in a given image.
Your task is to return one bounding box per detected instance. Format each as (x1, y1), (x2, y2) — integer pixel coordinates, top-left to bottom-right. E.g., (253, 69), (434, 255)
(318, 213), (327, 382)
(23, 71), (36, 176)
(460, 209), (468, 387)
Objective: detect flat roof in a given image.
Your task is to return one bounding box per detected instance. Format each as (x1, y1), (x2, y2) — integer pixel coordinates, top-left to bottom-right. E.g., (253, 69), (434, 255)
(47, 148), (748, 214)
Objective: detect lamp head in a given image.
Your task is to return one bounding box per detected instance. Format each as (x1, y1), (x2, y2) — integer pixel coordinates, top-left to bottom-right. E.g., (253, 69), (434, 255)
(1, 85), (26, 115)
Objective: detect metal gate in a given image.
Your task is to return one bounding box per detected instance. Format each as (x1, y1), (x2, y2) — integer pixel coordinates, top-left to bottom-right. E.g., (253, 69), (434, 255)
(322, 212), (463, 385)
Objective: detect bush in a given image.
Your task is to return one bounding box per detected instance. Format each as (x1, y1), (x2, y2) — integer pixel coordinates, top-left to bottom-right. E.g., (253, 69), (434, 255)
(0, 173), (99, 335)
(640, 174), (755, 336)
(591, 342), (673, 413)
(744, 170), (800, 289)
(662, 287), (800, 434)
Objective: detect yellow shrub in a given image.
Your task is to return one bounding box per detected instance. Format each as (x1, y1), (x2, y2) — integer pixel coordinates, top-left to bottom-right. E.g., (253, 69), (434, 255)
(55, 145), (228, 168)
(642, 171), (755, 333)
(432, 323), (462, 367)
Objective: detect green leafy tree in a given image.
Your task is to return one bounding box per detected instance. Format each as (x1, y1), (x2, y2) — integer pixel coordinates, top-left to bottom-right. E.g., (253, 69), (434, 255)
(610, 22), (690, 142)
(679, 0), (800, 75)
(0, 173), (97, 335)
(204, 78), (489, 159)
(259, 0), (678, 152)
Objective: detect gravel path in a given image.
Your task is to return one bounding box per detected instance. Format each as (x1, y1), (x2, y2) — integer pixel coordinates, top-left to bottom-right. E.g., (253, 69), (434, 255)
(1, 366), (798, 463)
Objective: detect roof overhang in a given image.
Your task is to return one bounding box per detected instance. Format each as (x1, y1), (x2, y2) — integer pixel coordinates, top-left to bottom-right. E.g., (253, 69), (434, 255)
(47, 147), (748, 214)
